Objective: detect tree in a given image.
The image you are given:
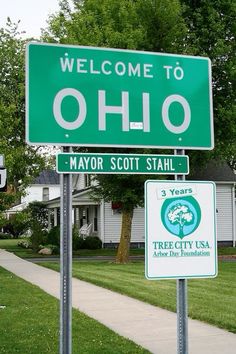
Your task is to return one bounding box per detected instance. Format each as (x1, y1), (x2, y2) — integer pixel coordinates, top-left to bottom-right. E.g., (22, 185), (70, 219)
(26, 201), (49, 251)
(180, 0), (236, 169)
(0, 20), (47, 211)
(2, 211), (30, 238)
(43, 0), (187, 263)
(167, 203), (194, 238)
(91, 173), (148, 263)
(26, 201), (48, 229)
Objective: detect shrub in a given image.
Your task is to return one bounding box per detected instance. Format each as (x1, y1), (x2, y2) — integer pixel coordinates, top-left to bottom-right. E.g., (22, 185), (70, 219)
(47, 226), (60, 247)
(26, 201), (48, 228)
(30, 221), (47, 252)
(3, 211), (30, 238)
(72, 225), (84, 250)
(83, 236), (102, 250)
(0, 232), (13, 239)
(18, 239), (32, 249)
(73, 235), (85, 250)
(49, 244), (60, 255)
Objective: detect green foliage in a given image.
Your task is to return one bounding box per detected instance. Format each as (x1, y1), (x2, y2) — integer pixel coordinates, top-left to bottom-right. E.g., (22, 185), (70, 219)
(46, 244), (60, 255)
(72, 225), (83, 250)
(2, 211), (30, 238)
(181, 0), (236, 166)
(47, 225), (60, 247)
(92, 174), (147, 211)
(0, 232), (13, 239)
(73, 226), (102, 250)
(83, 236), (102, 250)
(26, 201), (48, 228)
(30, 221), (48, 252)
(44, 0), (186, 52)
(17, 238), (32, 249)
(0, 20), (47, 211)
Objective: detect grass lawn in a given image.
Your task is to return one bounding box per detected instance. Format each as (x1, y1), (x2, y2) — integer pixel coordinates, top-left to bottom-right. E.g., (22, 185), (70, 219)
(0, 266), (149, 354)
(1, 238), (236, 258)
(42, 260), (236, 334)
(0, 239), (144, 258)
(0, 238), (37, 258)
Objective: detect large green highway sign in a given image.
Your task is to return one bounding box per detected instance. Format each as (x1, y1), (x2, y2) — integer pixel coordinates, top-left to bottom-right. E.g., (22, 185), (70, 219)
(26, 43), (214, 149)
(56, 153), (189, 174)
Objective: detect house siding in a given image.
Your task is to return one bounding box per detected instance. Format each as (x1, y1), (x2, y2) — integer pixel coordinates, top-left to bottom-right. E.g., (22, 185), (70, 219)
(103, 203), (145, 245)
(131, 207), (145, 242)
(21, 185), (60, 204)
(103, 183), (235, 245)
(104, 203), (121, 245)
(216, 184), (234, 242)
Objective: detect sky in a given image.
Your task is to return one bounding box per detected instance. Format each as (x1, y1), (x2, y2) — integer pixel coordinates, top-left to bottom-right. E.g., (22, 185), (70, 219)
(0, 0), (67, 39)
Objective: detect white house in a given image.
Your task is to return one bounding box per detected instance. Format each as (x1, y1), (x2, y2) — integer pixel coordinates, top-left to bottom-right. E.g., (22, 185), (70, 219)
(190, 161), (236, 247)
(5, 170), (60, 218)
(46, 161), (236, 247)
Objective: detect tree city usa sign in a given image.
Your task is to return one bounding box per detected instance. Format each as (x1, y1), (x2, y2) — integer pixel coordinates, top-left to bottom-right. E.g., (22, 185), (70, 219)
(145, 181), (217, 279)
(26, 43), (213, 149)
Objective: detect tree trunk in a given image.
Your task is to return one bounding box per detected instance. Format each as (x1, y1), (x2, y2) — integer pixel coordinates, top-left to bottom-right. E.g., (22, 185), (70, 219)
(116, 208), (134, 264)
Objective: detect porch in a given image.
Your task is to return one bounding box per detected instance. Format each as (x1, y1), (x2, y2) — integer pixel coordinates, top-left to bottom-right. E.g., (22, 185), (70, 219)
(46, 188), (103, 239)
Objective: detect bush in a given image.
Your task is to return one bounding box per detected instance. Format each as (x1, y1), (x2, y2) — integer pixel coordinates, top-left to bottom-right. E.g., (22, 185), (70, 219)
(83, 236), (102, 250)
(72, 225), (84, 250)
(73, 235), (85, 250)
(26, 201), (48, 228)
(18, 239), (32, 249)
(47, 226), (60, 247)
(30, 221), (47, 252)
(49, 244), (60, 255)
(3, 211), (30, 238)
(0, 232), (13, 239)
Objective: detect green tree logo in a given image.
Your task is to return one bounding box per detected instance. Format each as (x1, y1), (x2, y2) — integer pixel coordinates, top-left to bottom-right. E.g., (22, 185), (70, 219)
(167, 203), (194, 238)
(161, 197), (201, 238)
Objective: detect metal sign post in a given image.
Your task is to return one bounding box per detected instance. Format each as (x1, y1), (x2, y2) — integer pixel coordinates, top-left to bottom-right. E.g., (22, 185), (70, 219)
(145, 175), (217, 352)
(60, 146), (72, 354)
(175, 149), (188, 354)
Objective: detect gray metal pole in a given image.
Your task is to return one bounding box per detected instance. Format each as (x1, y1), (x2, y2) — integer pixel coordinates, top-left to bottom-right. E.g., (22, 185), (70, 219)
(60, 146), (72, 354)
(175, 149), (188, 354)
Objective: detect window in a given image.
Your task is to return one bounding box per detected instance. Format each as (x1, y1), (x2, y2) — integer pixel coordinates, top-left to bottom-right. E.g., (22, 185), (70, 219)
(85, 174), (91, 187)
(111, 201), (122, 215)
(42, 187), (49, 201)
(94, 206), (98, 232)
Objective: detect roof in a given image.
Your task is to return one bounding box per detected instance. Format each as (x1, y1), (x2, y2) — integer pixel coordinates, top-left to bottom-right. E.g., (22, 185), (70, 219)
(32, 170), (60, 185)
(189, 161), (236, 182)
(45, 187), (92, 206)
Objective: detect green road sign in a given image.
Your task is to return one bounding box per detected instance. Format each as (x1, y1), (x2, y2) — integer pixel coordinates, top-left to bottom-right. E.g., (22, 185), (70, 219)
(26, 43), (214, 149)
(145, 181), (217, 279)
(56, 153), (189, 174)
